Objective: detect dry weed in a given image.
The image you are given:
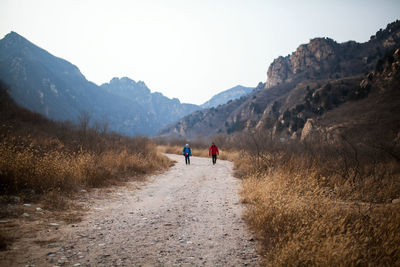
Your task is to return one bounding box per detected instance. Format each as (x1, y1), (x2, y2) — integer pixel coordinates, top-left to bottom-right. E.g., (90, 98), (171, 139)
(239, 146), (400, 265)
(1, 136), (170, 198)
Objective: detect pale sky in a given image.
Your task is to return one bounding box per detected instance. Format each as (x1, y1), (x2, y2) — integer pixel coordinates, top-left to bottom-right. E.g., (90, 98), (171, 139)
(1, 0), (399, 105)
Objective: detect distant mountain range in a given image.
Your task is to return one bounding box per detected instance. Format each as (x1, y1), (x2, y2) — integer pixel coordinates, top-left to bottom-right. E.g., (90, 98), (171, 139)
(159, 20), (400, 141)
(200, 85), (253, 109)
(0, 32), (201, 136)
(0, 31), (255, 136)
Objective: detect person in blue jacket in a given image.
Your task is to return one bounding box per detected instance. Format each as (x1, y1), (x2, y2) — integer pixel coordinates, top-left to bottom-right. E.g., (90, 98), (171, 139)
(182, 143), (192, 165)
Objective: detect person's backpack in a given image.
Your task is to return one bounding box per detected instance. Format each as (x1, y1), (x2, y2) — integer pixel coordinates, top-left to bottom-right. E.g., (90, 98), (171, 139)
(183, 147), (191, 156)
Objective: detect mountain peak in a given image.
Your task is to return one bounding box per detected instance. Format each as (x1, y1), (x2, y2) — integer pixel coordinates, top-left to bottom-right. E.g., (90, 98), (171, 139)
(108, 77), (149, 91)
(200, 85), (254, 109)
(2, 31), (31, 46)
(102, 77), (151, 99)
(4, 31), (23, 39)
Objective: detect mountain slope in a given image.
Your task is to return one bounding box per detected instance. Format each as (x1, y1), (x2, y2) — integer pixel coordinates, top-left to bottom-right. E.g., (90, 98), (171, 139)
(100, 77), (199, 130)
(0, 32), (199, 136)
(200, 85), (253, 109)
(159, 20), (400, 139)
(300, 47), (400, 146)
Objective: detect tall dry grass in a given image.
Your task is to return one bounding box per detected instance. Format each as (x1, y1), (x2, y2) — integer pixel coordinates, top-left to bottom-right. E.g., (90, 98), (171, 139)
(0, 83), (171, 197)
(0, 135), (170, 195)
(236, 133), (400, 265)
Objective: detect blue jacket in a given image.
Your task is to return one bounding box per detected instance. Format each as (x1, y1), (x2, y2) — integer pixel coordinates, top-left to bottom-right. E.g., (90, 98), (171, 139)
(182, 147), (192, 156)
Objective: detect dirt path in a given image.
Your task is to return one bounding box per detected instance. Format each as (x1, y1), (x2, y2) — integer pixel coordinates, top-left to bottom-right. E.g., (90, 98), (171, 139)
(1, 154), (260, 266)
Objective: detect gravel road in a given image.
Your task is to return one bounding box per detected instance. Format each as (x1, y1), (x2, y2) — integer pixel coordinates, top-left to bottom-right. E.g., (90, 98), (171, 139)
(2, 154), (260, 266)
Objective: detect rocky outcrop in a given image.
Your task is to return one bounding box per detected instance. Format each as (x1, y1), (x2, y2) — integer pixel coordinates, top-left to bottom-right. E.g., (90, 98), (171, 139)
(265, 56), (291, 88)
(300, 119), (315, 141)
(266, 38), (341, 88)
(266, 20), (400, 90)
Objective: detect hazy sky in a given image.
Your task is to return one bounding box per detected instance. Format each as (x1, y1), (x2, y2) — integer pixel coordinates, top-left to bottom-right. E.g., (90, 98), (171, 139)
(1, 0), (399, 104)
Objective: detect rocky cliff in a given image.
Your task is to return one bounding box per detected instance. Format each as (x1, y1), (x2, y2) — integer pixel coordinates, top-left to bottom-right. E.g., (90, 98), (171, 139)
(266, 20), (400, 89)
(159, 20), (400, 140)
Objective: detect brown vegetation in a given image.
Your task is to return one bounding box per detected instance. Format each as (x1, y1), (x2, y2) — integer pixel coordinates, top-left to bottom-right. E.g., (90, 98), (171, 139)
(0, 82), (170, 205)
(0, 82), (172, 249)
(0, 136), (169, 195)
(233, 131), (400, 265)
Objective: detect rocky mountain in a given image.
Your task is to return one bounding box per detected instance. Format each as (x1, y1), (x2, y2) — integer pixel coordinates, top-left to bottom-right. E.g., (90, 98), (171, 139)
(159, 20), (400, 140)
(0, 32), (199, 136)
(300, 46), (400, 146)
(200, 85), (254, 109)
(100, 77), (199, 130)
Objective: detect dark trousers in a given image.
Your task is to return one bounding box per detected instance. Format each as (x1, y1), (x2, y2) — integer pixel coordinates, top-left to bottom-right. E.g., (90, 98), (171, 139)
(185, 155), (190, 165)
(212, 154), (217, 164)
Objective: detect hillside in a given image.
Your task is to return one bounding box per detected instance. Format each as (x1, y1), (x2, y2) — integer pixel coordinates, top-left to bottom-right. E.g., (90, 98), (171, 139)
(0, 32), (199, 136)
(301, 46), (400, 146)
(200, 85), (253, 109)
(159, 20), (400, 140)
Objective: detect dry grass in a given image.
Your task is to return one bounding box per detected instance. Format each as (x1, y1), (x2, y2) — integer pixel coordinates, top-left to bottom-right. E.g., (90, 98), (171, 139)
(238, 142), (400, 266)
(157, 145), (182, 155)
(1, 136), (170, 195)
(0, 83), (171, 201)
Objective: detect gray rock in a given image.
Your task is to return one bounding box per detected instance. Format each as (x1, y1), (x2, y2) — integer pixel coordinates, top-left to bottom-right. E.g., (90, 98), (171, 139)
(48, 242), (61, 248)
(392, 198), (400, 204)
(22, 213), (30, 217)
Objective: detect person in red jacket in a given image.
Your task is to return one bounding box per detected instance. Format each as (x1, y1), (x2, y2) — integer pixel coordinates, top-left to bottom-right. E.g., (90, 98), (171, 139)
(209, 142), (219, 165)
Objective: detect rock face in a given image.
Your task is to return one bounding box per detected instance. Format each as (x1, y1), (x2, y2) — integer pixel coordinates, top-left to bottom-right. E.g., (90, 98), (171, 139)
(266, 38), (340, 88)
(0, 32), (199, 136)
(200, 85), (254, 109)
(159, 20), (400, 139)
(267, 38), (362, 89)
(300, 119), (315, 141)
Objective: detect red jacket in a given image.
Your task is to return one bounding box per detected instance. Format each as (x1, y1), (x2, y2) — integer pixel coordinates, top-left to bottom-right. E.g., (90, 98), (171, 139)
(209, 145), (219, 155)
